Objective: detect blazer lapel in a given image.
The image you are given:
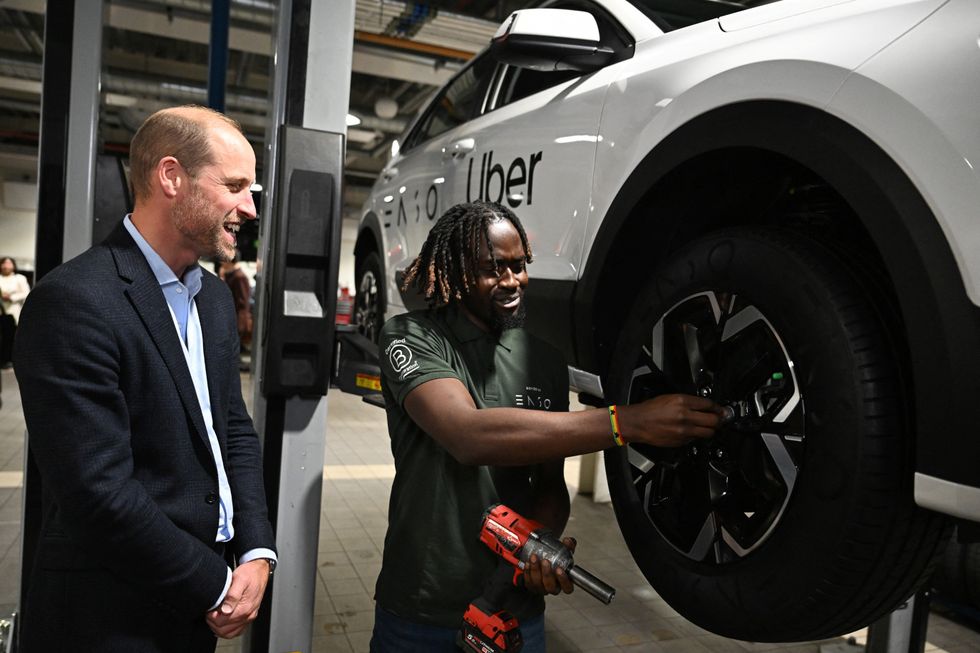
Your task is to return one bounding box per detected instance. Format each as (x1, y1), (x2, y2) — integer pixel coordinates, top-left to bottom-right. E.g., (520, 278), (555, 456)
(107, 224), (211, 447)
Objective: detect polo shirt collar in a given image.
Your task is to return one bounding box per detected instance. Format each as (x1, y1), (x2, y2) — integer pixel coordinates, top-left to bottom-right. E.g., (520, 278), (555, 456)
(443, 302), (513, 352)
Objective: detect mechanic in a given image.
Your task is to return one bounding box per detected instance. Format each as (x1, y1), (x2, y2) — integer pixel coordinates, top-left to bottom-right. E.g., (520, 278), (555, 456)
(369, 200), (725, 652)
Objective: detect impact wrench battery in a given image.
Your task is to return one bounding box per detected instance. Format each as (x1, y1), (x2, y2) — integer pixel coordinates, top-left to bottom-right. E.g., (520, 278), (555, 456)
(480, 504), (616, 604)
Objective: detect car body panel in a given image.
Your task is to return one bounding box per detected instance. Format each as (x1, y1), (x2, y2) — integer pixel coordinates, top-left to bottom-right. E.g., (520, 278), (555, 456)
(586, 0), (948, 278)
(584, 0), (662, 41)
(829, 0), (980, 304)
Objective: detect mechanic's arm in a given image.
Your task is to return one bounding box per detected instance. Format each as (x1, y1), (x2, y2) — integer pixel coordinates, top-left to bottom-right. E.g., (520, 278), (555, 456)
(403, 377), (724, 466)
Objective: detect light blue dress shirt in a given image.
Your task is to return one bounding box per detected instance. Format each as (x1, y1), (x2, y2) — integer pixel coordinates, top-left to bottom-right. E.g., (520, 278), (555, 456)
(123, 216), (275, 607)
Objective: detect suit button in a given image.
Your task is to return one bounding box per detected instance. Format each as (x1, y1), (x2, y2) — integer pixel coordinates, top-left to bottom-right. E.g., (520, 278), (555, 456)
(205, 493), (218, 505)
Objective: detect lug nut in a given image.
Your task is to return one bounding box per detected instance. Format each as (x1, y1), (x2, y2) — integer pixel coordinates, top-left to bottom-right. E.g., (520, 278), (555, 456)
(720, 405), (736, 424)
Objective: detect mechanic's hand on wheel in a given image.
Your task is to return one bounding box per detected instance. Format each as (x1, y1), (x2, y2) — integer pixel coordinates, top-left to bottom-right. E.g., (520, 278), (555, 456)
(620, 394), (725, 447)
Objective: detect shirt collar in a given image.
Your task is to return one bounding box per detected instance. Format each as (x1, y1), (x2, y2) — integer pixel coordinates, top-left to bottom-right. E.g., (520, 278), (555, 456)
(123, 215), (203, 296)
(443, 303), (513, 352)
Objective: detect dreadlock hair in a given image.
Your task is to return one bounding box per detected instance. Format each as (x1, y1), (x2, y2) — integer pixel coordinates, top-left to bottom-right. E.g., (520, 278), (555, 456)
(401, 201), (533, 307)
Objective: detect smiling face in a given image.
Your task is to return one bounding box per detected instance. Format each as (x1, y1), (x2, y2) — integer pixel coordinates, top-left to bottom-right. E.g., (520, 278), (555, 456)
(460, 218), (529, 334)
(172, 123), (256, 263)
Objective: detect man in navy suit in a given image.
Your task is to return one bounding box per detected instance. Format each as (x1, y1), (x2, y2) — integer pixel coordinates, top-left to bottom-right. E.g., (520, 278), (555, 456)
(15, 105), (277, 652)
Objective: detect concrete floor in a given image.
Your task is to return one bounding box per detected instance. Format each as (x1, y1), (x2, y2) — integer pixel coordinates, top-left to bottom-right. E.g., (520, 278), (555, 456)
(1, 365), (978, 652)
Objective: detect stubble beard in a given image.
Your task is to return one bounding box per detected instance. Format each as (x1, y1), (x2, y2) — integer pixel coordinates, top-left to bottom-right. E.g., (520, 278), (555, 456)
(490, 300), (527, 335)
(172, 183), (234, 262)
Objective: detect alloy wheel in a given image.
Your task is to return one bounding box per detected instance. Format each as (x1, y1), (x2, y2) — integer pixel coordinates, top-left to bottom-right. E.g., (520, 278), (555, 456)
(624, 290), (805, 563)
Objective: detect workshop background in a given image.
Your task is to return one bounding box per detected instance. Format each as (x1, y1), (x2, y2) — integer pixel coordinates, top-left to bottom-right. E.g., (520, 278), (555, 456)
(0, 1), (978, 652)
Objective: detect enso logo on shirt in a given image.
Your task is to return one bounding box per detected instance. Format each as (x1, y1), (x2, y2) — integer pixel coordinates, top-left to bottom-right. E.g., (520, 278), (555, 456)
(516, 385), (553, 410)
(386, 338), (420, 380)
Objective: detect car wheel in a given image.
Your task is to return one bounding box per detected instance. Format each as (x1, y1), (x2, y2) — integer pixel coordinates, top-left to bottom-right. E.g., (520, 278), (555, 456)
(605, 228), (948, 642)
(354, 252), (386, 343)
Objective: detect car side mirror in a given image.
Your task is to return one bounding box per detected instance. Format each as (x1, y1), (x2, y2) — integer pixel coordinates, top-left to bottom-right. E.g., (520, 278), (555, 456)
(490, 8), (615, 73)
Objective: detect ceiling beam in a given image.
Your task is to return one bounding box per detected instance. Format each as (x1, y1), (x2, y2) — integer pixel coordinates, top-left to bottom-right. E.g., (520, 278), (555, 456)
(354, 30), (473, 61)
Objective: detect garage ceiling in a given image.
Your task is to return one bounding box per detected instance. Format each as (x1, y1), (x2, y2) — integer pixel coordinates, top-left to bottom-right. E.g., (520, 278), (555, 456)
(0, 0), (525, 220)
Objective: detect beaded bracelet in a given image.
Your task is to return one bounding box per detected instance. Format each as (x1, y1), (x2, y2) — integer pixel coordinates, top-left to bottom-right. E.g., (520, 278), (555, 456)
(608, 405), (626, 447)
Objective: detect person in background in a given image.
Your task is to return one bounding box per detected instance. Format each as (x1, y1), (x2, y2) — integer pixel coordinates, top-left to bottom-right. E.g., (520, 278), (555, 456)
(219, 252), (253, 352)
(0, 256), (29, 369)
(14, 105), (276, 652)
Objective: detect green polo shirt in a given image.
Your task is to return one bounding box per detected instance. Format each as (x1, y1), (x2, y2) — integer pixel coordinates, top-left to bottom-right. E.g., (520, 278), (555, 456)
(375, 303), (569, 628)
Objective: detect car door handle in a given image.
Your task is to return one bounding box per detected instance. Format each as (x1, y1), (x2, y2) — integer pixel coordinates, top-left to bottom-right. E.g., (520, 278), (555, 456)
(381, 167), (399, 182)
(442, 138), (475, 160)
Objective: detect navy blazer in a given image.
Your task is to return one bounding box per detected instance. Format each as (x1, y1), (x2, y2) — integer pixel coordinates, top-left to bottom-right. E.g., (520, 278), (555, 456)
(15, 221), (275, 633)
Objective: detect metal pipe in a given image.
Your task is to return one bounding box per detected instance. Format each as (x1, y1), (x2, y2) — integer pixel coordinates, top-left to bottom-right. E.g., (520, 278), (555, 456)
(208, 0), (231, 111)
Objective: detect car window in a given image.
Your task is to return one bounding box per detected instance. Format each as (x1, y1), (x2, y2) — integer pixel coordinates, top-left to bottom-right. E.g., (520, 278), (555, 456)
(627, 0), (781, 31)
(493, 66), (581, 109)
(404, 53), (496, 149)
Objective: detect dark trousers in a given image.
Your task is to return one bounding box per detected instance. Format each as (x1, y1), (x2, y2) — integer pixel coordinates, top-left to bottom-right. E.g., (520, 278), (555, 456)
(20, 566), (217, 653)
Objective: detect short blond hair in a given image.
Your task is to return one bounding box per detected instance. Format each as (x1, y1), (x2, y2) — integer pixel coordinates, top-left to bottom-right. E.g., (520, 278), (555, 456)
(128, 105), (243, 201)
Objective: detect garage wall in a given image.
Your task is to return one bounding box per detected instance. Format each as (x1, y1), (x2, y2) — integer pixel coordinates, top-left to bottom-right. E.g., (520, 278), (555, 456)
(337, 216), (357, 293)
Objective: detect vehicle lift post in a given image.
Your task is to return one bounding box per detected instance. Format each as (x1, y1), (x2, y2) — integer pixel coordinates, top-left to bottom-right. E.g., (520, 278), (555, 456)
(245, 1), (355, 651)
(865, 591), (931, 653)
(822, 590), (931, 653)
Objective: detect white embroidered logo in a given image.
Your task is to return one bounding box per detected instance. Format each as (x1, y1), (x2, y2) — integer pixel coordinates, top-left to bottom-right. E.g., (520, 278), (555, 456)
(386, 338), (419, 380)
(516, 385), (552, 410)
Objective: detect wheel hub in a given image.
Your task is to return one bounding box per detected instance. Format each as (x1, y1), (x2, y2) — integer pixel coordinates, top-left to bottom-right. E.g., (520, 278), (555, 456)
(625, 290), (805, 564)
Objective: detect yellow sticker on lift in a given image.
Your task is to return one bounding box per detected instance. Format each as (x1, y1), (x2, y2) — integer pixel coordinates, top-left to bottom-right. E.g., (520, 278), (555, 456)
(355, 373), (382, 391)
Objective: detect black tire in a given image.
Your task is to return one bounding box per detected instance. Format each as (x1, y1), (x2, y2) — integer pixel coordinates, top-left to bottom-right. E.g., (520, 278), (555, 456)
(354, 252), (386, 343)
(605, 228), (948, 642)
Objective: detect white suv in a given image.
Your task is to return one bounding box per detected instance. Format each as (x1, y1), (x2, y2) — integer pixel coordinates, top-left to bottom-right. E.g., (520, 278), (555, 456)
(355, 0), (980, 641)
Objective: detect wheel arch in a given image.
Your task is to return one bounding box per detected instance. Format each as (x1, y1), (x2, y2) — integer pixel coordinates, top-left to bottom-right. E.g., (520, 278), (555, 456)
(355, 211), (384, 266)
(576, 99), (980, 497)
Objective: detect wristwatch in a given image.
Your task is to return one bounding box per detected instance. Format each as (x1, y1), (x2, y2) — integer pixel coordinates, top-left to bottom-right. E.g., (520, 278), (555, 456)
(266, 558), (277, 578)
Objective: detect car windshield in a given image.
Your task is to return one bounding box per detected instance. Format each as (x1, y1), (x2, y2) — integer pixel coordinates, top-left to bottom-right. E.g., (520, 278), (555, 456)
(627, 0), (782, 31)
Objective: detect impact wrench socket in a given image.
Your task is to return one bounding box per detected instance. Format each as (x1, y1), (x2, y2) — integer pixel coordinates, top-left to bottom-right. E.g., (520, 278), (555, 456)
(519, 528), (616, 604)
